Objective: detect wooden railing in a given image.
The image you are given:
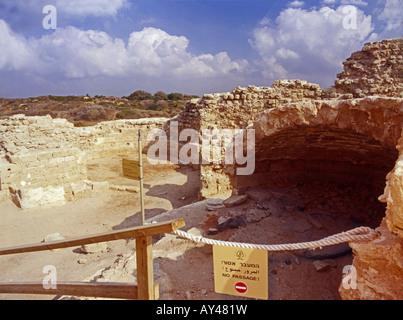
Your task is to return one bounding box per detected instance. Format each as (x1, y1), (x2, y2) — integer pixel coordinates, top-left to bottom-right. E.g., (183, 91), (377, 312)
(0, 218), (185, 300)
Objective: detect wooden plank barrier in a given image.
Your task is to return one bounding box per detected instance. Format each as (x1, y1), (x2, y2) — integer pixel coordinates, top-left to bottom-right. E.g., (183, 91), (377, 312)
(0, 282), (140, 300)
(0, 218), (185, 300)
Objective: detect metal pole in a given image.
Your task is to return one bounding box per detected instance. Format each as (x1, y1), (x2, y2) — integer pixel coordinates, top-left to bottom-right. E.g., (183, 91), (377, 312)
(138, 130), (145, 225)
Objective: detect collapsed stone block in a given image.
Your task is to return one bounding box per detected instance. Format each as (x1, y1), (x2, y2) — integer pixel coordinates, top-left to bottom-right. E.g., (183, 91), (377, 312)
(12, 186), (66, 210)
(81, 242), (109, 254)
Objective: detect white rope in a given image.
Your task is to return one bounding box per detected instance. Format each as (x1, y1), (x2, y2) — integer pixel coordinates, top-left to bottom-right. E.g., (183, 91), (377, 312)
(172, 226), (378, 251)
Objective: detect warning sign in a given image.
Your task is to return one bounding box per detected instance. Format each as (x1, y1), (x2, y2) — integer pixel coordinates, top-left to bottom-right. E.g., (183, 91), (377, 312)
(234, 282), (248, 294)
(213, 245), (268, 300)
(122, 158), (140, 181)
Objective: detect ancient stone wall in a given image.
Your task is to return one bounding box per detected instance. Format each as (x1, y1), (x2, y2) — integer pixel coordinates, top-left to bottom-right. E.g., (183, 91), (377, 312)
(177, 80), (329, 134)
(0, 114), (168, 209)
(335, 38), (403, 98)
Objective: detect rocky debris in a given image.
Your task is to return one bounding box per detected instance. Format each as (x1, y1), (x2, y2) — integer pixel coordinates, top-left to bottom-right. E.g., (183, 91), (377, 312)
(77, 258), (88, 264)
(223, 194), (248, 207)
(244, 208), (270, 223)
(255, 201), (270, 210)
(68, 180), (110, 199)
(210, 201), (271, 233)
(153, 227), (206, 261)
(244, 188), (272, 202)
(109, 184), (140, 193)
(301, 243), (352, 260)
(81, 242), (109, 254)
(217, 215), (246, 231)
(42, 232), (65, 243)
(205, 198), (225, 211)
(313, 259), (337, 272)
(207, 228), (218, 235)
(307, 214), (324, 229)
(281, 219), (312, 233)
(41, 232), (66, 252)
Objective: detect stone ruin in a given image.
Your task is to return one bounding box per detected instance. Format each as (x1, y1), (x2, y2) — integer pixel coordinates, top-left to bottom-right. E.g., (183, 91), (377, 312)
(0, 38), (402, 299)
(0, 117), (168, 208)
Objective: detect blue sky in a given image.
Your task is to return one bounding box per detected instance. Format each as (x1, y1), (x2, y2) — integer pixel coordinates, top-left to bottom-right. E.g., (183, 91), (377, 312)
(0, 0), (401, 98)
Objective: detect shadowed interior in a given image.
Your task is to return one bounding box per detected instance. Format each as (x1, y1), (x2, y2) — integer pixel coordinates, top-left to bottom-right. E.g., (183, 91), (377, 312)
(234, 126), (398, 228)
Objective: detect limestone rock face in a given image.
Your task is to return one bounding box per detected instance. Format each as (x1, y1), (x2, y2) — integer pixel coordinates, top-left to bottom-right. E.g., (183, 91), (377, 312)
(382, 135), (403, 237)
(339, 221), (403, 300)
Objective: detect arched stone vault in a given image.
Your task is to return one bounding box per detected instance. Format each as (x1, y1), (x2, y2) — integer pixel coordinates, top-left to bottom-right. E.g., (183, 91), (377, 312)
(228, 96), (403, 300)
(254, 97), (403, 148)
(250, 97), (403, 230)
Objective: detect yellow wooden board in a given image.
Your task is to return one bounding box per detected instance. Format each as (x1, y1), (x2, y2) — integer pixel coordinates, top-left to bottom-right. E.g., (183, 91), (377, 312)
(213, 245), (268, 300)
(122, 158), (140, 181)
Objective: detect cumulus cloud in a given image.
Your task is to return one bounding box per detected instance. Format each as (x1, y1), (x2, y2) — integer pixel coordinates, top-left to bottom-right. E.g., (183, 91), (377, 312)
(0, 22), (248, 81)
(288, 1), (305, 8)
(249, 5), (375, 86)
(30, 27), (129, 78)
(0, 20), (31, 70)
(377, 0), (403, 38)
(127, 27), (248, 77)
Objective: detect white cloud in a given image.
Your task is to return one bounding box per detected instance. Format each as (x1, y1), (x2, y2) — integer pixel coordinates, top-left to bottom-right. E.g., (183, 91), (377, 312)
(126, 27), (248, 77)
(0, 22), (248, 82)
(377, 0), (403, 37)
(0, 20), (32, 70)
(249, 5), (375, 86)
(275, 48), (300, 60)
(30, 27), (129, 78)
(288, 1), (304, 7)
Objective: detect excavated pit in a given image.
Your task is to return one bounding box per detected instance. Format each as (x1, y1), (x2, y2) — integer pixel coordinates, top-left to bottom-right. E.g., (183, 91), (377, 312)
(236, 126), (399, 231)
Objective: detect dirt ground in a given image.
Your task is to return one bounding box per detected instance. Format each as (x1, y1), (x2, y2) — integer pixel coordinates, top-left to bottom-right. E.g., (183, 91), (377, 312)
(0, 154), (381, 300)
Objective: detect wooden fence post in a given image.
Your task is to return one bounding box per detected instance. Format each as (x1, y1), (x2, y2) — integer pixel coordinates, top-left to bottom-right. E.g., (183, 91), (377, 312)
(136, 235), (154, 300)
(0, 219), (185, 300)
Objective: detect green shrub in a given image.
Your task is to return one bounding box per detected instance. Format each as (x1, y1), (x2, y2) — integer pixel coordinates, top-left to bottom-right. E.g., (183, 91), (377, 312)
(154, 91), (167, 100)
(147, 103), (158, 111)
(167, 92), (183, 101)
(127, 90), (154, 101)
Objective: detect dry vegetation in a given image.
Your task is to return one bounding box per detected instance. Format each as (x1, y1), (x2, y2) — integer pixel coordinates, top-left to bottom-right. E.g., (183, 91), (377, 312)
(0, 90), (199, 127)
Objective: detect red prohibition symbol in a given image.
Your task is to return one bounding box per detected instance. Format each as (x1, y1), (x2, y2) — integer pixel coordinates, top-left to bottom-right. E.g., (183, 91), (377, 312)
(234, 282), (248, 294)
